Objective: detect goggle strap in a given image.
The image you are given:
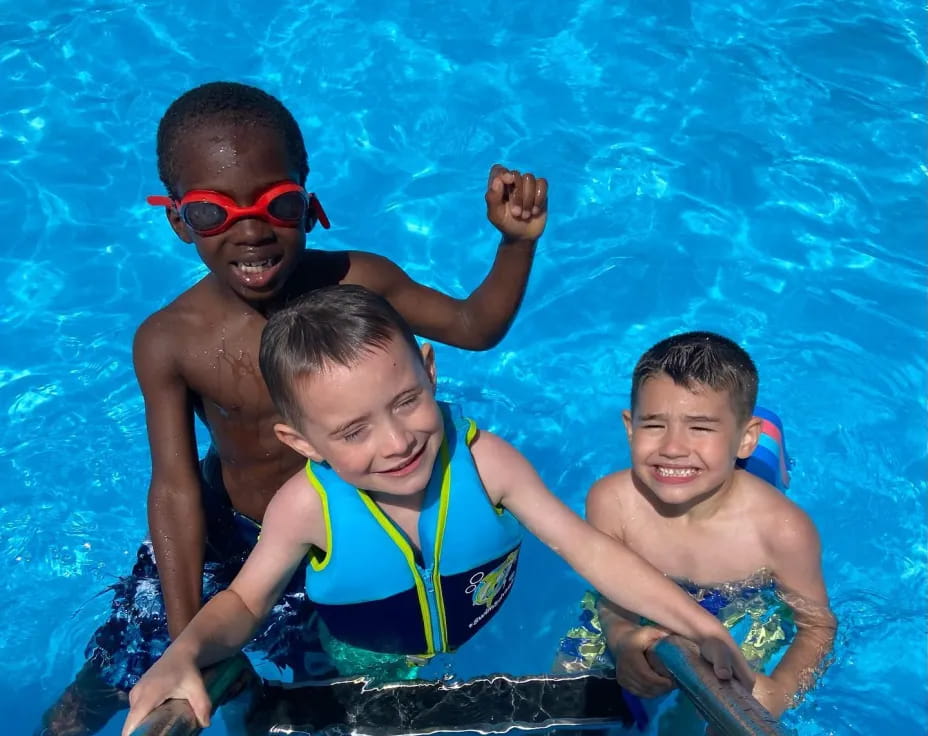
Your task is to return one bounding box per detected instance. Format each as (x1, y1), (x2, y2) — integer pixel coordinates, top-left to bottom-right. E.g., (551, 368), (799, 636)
(309, 194), (331, 229)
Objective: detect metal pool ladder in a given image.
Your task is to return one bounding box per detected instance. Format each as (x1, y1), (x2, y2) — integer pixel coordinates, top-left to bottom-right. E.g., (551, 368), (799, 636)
(130, 635), (786, 736)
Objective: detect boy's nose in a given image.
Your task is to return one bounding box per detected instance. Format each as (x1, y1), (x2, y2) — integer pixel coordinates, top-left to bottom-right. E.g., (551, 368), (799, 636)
(229, 215), (275, 244)
(381, 421), (416, 457)
(658, 427), (688, 457)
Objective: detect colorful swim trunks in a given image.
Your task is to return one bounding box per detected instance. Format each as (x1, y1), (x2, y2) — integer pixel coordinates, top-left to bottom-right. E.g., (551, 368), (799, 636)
(84, 449), (335, 691)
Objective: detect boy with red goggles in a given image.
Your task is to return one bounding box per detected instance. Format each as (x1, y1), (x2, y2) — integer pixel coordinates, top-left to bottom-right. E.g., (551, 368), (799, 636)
(40, 80), (548, 736)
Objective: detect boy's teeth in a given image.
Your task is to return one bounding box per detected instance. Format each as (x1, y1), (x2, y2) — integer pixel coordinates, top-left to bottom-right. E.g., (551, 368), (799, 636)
(236, 258), (275, 272)
(657, 466), (697, 477)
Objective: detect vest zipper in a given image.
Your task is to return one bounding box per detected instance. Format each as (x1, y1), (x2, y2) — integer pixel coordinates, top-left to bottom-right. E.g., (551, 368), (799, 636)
(419, 563), (444, 652)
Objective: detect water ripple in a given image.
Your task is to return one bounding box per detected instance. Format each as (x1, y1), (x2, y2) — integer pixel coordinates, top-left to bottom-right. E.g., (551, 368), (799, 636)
(0, 0), (924, 733)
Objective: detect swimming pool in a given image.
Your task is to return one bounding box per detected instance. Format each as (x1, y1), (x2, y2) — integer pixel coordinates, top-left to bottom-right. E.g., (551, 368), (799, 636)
(1, 0), (924, 733)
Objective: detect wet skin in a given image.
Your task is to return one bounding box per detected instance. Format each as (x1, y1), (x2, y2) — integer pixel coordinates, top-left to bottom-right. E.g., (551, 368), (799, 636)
(136, 122), (546, 638)
(141, 124), (352, 522)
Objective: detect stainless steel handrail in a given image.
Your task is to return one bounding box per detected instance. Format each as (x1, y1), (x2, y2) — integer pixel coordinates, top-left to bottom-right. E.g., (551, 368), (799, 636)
(652, 635), (787, 735)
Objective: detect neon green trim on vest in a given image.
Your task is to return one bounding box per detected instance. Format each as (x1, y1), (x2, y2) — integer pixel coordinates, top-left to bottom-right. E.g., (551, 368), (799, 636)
(357, 490), (437, 654)
(431, 439), (452, 649)
(305, 464), (334, 572)
(464, 418), (478, 446)
(350, 435), (455, 656)
(462, 417), (504, 516)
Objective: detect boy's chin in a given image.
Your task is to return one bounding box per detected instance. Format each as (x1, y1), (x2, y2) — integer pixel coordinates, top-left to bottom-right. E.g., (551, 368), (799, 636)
(224, 277), (287, 303)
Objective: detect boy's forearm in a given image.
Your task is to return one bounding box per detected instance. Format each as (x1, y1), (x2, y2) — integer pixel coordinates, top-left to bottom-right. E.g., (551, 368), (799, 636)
(597, 597), (644, 656)
(148, 484), (207, 640)
(170, 589), (261, 669)
(574, 537), (729, 644)
(458, 237), (537, 349)
(769, 613), (837, 703)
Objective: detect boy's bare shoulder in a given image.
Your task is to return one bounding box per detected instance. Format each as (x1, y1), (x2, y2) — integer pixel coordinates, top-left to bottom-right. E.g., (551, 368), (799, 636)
(135, 280), (209, 337)
(132, 279), (230, 363)
(585, 469), (636, 537)
(263, 463), (327, 547)
(336, 250), (409, 292)
(738, 472), (821, 559)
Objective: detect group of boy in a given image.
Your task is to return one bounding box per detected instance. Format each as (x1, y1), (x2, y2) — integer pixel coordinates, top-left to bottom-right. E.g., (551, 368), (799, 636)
(39, 81), (835, 736)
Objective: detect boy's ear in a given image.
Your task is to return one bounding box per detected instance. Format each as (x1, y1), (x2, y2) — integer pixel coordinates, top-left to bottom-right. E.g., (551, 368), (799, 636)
(621, 410), (634, 443)
(420, 342), (437, 389)
(165, 207), (194, 244)
(736, 416), (763, 459)
(274, 422), (324, 463)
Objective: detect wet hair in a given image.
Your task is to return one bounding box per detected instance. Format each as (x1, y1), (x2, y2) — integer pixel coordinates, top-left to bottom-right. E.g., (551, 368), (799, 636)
(156, 81), (309, 197)
(631, 331), (758, 423)
(260, 285), (422, 428)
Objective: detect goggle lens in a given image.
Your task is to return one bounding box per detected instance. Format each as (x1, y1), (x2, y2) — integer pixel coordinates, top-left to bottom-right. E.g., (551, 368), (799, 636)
(181, 201), (228, 232)
(266, 190), (308, 222)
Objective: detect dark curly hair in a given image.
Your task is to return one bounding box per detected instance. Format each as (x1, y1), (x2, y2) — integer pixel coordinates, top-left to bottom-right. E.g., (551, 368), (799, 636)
(156, 81), (309, 197)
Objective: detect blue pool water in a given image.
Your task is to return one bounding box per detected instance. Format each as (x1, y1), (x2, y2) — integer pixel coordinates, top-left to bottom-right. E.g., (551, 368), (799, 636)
(1, 0), (924, 733)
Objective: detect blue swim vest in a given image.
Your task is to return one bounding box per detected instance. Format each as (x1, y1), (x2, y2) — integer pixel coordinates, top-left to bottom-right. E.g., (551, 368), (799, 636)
(304, 402), (523, 657)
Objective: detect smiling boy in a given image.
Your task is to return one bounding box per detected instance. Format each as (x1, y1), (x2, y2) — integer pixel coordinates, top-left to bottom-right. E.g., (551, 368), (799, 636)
(557, 332), (836, 730)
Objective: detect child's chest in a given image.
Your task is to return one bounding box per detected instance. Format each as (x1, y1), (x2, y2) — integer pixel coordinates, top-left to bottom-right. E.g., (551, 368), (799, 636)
(627, 517), (770, 586)
(182, 315), (275, 421)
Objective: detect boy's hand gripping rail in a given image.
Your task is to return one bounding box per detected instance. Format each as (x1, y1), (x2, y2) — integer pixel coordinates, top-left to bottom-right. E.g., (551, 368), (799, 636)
(128, 654), (253, 736)
(652, 635), (788, 736)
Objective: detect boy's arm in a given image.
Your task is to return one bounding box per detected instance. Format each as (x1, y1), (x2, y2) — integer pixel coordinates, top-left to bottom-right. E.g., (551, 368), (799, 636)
(584, 477), (675, 696)
(469, 430), (754, 688)
(345, 165), (547, 350)
(134, 317), (208, 640)
(754, 507), (836, 716)
(121, 474), (320, 735)
(597, 596), (675, 697)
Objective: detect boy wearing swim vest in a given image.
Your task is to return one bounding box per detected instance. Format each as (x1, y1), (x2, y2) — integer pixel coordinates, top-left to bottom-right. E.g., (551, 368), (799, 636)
(121, 287), (755, 734)
(40, 81), (549, 735)
(556, 332), (836, 728)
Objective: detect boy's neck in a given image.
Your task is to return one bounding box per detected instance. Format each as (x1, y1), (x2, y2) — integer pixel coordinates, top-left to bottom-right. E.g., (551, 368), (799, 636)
(681, 478), (737, 522)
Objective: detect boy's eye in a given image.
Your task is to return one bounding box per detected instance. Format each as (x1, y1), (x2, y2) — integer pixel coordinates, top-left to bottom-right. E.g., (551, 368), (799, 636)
(397, 392), (420, 409)
(691, 426), (713, 433)
(640, 423), (664, 430)
(342, 427), (366, 442)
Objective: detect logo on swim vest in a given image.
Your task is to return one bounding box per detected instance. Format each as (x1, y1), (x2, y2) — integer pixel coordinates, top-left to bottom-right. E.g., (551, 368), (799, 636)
(465, 550), (518, 609)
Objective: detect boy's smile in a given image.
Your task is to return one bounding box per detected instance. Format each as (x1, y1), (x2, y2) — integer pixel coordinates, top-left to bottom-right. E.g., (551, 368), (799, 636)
(623, 373), (758, 511)
(375, 441), (428, 477)
(280, 335), (444, 500)
(166, 124), (309, 303)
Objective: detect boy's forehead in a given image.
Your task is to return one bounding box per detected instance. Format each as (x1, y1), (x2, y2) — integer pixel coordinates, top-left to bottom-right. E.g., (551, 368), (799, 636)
(297, 340), (424, 402)
(637, 374), (734, 412)
(171, 122), (297, 195)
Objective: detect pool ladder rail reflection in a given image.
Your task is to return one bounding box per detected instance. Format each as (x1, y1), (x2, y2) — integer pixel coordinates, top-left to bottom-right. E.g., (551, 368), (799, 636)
(130, 635), (786, 736)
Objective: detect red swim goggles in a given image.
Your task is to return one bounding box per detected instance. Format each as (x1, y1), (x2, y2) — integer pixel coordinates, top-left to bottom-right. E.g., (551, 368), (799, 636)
(146, 182), (331, 237)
